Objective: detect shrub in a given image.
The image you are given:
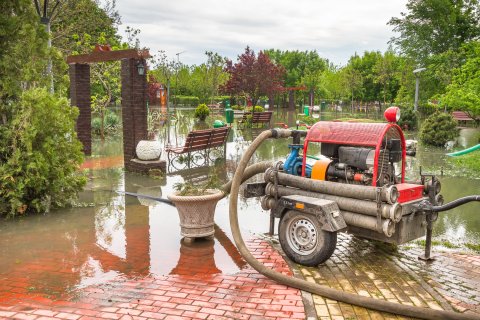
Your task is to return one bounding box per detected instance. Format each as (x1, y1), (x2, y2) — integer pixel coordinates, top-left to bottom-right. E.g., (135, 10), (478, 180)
(174, 95), (200, 106)
(397, 107), (418, 131)
(419, 112), (459, 147)
(104, 110), (120, 132)
(231, 105), (245, 110)
(92, 111), (121, 136)
(194, 103), (210, 121)
(246, 105), (265, 113)
(0, 88), (86, 217)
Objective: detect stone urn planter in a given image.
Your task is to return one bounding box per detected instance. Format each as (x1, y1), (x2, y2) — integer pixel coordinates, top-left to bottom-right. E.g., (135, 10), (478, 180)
(167, 189), (224, 239)
(135, 140), (162, 160)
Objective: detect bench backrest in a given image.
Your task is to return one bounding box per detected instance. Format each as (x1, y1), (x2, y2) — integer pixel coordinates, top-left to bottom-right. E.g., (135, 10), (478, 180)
(252, 111), (272, 122)
(183, 127), (229, 152)
(452, 111), (474, 121)
(241, 111), (273, 122)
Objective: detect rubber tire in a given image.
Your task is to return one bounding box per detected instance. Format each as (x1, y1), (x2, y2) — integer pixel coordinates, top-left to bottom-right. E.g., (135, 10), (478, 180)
(278, 210), (337, 267)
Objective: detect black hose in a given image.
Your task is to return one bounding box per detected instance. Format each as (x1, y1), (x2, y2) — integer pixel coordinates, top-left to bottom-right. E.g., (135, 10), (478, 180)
(431, 195), (480, 212)
(121, 191), (175, 206)
(115, 161), (274, 207)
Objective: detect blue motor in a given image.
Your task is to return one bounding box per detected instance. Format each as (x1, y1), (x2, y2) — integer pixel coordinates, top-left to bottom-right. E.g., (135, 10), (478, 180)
(283, 144), (312, 177)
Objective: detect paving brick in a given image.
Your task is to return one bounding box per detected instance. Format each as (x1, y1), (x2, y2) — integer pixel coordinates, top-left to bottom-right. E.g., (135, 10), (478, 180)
(55, 313), (81, 320)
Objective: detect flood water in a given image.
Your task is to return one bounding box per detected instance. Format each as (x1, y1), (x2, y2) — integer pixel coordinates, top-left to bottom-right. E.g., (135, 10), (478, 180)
(0, 108), (478, 300)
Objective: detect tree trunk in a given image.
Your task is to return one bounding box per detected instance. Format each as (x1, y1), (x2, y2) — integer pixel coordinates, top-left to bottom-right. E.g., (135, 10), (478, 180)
(288, 91), (295, 110)
(100, 109), (105, 140)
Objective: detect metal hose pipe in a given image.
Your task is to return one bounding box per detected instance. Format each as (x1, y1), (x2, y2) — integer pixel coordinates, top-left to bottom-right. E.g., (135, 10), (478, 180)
(265, 183), (403, 222)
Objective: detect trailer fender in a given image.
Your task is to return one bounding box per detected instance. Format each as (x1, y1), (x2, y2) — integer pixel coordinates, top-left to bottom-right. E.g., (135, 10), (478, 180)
(278, 195), (347, 232)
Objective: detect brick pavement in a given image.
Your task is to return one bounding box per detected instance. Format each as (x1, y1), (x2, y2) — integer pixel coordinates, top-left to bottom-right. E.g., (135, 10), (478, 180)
(290, 233), (480, 320)
(2, 231), (479, 320)
(0, 239), (305, 320)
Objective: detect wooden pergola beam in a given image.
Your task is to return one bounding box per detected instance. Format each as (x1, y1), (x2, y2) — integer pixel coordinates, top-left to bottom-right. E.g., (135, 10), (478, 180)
(67, 49), (151, 64)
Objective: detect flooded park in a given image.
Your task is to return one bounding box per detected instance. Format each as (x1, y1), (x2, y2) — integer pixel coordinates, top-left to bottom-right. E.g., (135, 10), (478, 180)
(2, 1), (480, 318)
(0, 107), (479, 319)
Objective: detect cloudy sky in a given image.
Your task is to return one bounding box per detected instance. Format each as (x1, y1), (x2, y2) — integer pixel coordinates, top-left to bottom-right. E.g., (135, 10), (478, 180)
(115, 0), (407, 66)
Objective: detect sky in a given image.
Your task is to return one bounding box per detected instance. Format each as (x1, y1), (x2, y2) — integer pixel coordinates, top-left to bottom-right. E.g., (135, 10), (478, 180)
(114, 0), (408, 67)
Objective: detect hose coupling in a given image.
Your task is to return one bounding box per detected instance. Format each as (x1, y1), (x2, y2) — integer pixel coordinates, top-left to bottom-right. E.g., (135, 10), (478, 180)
(270, 128), (292, 139)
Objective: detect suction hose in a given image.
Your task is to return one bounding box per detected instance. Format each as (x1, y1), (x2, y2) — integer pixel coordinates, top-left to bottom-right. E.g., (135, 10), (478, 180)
(228, 128), (479, 320)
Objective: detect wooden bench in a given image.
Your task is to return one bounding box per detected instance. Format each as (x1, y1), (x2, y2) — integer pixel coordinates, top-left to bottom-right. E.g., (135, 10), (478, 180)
(165, 127), (230, 170)
(238, 111), (273, 128)
(452, 111), (478, 126)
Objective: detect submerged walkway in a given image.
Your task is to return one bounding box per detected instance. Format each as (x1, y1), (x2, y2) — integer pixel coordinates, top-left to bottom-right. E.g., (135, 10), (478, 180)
(1, 235), (479, 320)
(0, 238), (305, 320)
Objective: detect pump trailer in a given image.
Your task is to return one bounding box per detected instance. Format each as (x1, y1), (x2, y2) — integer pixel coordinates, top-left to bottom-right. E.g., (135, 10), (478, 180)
(245, 107), (479, 266)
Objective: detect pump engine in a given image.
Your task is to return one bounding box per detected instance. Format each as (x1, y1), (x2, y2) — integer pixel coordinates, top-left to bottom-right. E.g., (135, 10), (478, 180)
(311, 138), (402, 186)
(283, 118), (407, 189)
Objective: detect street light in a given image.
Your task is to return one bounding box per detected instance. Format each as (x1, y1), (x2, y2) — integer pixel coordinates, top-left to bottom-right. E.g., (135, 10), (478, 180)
(174, 51), (186, 108)
(413, 67), (426, 112)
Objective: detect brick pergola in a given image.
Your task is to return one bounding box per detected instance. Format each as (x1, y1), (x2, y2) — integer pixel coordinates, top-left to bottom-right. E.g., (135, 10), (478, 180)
(68, 49), (165, 173)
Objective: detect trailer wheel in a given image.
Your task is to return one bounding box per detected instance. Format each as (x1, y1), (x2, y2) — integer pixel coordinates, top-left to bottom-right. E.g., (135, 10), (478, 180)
(279, 210), (337, 266)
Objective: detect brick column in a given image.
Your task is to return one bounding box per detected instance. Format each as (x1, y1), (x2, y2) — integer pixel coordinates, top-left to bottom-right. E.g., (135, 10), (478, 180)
(121, 58), (148, 171)
(69, 63), (92, 155)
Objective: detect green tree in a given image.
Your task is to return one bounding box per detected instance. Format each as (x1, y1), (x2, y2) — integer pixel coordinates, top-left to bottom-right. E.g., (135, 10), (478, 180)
(265, 50), (327, 106)
(389, 0), (480, 105)
(151, 50), (178, 107)
(388, 0), (480, 64)
(205, 51), (227, 104)
(0, 0), (49, 101)
(441, 41), (480, 122)
(340, 64), (363, 112)
(374, 51), (401, 104)
(0, 1), (87, 216)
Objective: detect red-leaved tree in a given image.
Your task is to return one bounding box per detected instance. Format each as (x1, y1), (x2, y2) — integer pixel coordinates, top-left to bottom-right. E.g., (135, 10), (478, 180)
(222, 47), (284, 107)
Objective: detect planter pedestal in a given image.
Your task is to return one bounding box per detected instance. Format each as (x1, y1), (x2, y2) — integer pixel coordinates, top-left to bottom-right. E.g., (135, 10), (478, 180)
(167, 190), (224, 239)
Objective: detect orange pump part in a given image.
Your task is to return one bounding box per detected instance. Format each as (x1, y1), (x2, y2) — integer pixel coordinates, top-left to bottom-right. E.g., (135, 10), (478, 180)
(311, 159), (332, 180)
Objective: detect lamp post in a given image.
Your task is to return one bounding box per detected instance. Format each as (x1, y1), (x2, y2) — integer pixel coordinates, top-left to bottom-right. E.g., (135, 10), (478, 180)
(413, 67), (426, 112)
(34, 0), (62, 94)
(174, 51), (186, 108)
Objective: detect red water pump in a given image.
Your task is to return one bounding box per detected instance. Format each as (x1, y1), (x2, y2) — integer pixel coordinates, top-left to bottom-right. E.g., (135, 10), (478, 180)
(248, 107), (479, 267)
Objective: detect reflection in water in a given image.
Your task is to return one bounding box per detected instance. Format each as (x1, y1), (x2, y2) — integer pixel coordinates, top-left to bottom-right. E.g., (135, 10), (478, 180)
(0, 109), (478, 302)
(170, 238), (221, 276)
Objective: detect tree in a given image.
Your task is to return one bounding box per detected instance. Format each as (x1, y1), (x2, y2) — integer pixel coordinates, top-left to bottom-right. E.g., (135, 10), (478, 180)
(223, 47), (284, 108)
(205, 51), (227, 104)
(441, 41), (480, 122)
(340, 64), (363, 112)
(0, 0), (49, 101)
(374, 51), (401, 104)
(388, 0), (480, 64)
(265, 50), (327, 106)
(0, 0), (86, 216)
(151, 50), (179, 108)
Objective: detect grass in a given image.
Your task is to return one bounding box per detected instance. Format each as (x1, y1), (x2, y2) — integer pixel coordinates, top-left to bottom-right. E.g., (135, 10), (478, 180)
(414, 239), (460, 249)
(465, 243), (480, 252)
(450, 151), (480, 172)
